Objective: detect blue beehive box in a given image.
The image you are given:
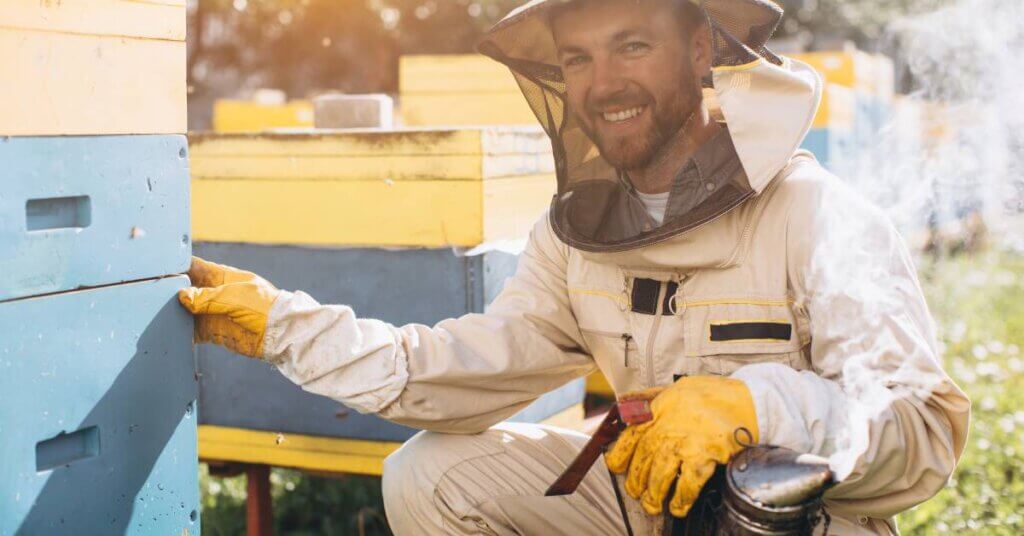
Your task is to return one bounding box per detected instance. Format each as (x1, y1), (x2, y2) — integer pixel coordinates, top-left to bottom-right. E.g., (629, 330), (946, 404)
(854, 97), (892, 143)
(0, 276), (199, 536)
(801, 127), (857, 175)
(194, 243), (586, 443)
(0, 135), (191, 301)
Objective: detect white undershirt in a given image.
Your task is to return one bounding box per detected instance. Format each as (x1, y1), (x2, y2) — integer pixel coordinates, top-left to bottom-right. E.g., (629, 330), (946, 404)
(636, 190), (670, 225)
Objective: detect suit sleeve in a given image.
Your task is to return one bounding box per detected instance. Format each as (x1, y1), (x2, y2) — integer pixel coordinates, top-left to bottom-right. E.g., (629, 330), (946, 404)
(260, 215), (595, 434)
(731, 166), (970, 518)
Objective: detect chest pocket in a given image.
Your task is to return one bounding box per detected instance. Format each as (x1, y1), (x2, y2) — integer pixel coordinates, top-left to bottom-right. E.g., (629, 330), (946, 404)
(678, 297), (812, 377)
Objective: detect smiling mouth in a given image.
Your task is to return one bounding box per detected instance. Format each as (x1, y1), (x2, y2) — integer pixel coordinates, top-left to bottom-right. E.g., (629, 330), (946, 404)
(601, 106), (646, 123)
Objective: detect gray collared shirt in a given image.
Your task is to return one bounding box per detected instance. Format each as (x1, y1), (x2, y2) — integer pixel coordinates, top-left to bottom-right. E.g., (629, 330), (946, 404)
(662, 127), (745, 225)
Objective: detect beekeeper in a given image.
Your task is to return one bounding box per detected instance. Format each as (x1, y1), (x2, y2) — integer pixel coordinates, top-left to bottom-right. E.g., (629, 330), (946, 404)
(179, 0), (970, 533)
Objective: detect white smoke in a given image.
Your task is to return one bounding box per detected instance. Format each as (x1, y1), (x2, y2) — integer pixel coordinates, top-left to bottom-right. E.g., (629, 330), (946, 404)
(800, 0), (1019, 481)
(848, 0), (1024, 248)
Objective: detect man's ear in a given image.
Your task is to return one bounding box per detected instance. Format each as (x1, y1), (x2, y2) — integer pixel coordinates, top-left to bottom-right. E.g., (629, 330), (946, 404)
(691, 23), (713, 77)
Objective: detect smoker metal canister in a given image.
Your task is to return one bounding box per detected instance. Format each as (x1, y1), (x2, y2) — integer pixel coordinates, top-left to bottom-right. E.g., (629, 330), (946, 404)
(717, 446), (835, 535)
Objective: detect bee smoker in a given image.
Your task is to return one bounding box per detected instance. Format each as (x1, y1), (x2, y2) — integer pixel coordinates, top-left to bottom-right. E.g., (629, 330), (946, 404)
(546, 400), (836, 535)
(668, 444), (835, 536)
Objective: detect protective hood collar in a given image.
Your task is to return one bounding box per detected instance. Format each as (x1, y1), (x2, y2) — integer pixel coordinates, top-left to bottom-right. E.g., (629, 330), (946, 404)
(478, 0), (822, 254)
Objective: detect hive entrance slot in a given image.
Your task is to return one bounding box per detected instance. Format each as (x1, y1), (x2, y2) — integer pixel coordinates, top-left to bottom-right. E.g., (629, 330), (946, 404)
(35, 425), (100, 471)
(25, 195), (92, 231)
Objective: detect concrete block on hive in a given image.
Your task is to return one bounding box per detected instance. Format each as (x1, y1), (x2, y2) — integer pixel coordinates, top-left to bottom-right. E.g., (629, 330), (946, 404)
(0, 276), (198, 535)
(0, 0), (186, 135)
(192, 242), (586, 451)
(313, 94), (394, 129)
(212, 99), (315, 133)
(0, 135), (191, 302)
(0, 135), (190, 301)
(189, 127), (556, 248)
(399, 54), (537, 126)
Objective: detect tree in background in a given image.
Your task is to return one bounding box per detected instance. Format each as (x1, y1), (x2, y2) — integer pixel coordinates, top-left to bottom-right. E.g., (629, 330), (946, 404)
(187, 0), (958, 129)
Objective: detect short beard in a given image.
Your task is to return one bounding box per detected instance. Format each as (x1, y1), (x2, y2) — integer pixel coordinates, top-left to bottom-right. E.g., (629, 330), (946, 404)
(580, 81), (703, 171)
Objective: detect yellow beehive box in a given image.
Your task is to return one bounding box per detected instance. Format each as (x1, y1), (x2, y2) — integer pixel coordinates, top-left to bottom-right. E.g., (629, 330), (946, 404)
(213, 100), (315, 133)
(0, 0), (186, 136)
(812, 83), (856, 129)
(190, 127), (557, 248)
(399, 55), (537, 126)
(793, 50), (895, 102)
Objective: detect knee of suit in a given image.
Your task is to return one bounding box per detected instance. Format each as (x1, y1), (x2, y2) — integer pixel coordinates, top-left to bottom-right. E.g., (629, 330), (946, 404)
(382, 429), (504, 530)
(383, 431), (441, 494)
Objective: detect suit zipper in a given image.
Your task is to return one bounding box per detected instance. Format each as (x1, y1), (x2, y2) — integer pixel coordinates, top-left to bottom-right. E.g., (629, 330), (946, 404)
(621, 334), (633, 367)
(645, 282), (667, 388)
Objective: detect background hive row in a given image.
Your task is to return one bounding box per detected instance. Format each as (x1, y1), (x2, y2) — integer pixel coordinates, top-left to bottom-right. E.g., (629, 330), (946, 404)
(189, 127), (556, 248)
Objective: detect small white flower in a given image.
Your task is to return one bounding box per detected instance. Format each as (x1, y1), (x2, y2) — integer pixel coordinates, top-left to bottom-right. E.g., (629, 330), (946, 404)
(950, 321), (968, 343)
(972, 344), (988, 360)
(976, 362), (1002, 378)
(965, 270), (988, 287)
(981, 396), (997, 410)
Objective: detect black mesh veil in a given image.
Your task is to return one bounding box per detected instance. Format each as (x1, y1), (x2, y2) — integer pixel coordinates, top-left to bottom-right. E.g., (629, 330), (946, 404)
(478, 0), (789, 252)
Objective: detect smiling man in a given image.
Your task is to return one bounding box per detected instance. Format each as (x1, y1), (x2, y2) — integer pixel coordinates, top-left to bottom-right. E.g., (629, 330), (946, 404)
(179, 0), (969, 534)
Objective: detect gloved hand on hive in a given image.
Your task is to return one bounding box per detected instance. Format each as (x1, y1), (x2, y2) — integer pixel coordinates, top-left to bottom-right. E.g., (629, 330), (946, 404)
(178, 257), (280, 359)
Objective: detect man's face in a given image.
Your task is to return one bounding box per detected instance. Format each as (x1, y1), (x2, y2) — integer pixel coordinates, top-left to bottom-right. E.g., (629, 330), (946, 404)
(552, 0), (705, 170)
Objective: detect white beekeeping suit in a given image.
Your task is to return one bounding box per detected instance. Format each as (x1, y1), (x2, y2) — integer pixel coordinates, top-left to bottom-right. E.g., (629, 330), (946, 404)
(179, 0), (970, 533)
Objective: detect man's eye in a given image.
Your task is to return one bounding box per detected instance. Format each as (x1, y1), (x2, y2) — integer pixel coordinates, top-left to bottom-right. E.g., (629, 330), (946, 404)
(622, 42), (650, 54)
(563, 56), (589, 68)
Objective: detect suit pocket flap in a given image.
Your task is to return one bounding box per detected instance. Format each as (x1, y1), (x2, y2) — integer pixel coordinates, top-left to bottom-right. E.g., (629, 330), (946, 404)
(682, 297), (808, 357)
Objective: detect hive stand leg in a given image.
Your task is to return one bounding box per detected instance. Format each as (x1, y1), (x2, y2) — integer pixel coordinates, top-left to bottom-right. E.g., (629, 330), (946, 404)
(246, 464), (274, 536)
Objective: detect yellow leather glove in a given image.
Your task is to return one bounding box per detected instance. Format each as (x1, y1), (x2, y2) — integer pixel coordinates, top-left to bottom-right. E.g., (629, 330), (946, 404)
(605, 376), (758, 518)
(177, 257), (281, 358)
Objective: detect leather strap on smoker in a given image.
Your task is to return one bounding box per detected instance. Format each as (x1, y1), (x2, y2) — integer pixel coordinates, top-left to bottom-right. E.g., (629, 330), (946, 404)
(545, 405), (626, 497)
(545, 399), (654, 497)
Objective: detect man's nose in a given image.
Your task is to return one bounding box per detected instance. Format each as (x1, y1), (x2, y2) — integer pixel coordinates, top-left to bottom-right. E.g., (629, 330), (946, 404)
(589, 58), (629, 103)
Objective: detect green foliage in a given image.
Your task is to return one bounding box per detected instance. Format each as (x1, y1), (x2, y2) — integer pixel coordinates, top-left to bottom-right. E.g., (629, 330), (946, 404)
(898, 251), (1024, 534)
(272, 470), (390, 536)
(200, 466), (391, 536)
(200, 251), (1024, 533)
(198, 465), (248, 536)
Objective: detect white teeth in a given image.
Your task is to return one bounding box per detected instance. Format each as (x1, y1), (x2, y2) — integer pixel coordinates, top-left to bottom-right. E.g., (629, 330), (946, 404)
(602, 106), (644, 123)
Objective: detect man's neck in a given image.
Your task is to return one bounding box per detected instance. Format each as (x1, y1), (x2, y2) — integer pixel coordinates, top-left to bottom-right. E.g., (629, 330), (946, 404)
(628, 107), (720, 195)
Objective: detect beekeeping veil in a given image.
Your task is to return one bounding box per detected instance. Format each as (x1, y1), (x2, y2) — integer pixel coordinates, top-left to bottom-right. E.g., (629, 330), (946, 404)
(478, 0), (821, 252)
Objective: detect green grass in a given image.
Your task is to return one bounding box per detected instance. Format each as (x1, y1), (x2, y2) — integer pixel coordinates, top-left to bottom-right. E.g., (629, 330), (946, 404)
(200, 251), (1024, 534)
(899, 251), (1024, 534)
